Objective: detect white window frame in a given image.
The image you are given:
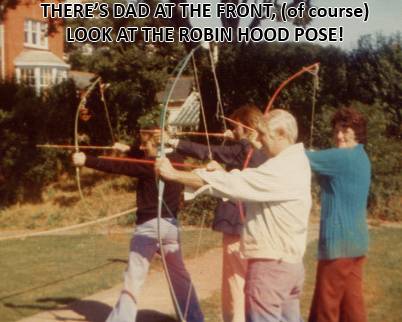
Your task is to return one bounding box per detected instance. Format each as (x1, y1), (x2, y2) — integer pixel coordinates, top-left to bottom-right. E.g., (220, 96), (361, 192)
(39, 67), (52, 91)
(24, 20), (49, 49)
(56, 69), (68, 84)
(16, 66), (68, 95)
(18, 67), (36, 87)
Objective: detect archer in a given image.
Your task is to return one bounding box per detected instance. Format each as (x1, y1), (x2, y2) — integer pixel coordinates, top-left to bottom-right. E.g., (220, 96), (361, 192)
(72, 125), (204, 322)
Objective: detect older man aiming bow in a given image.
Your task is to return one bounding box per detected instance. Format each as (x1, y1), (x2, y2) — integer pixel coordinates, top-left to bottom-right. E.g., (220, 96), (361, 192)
(156, 109), (312, 322)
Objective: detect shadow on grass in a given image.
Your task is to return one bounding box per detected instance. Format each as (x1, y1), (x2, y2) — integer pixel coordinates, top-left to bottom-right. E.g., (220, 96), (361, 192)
(0, 259), (125, 302)
(5, 297), (177, 322)
(4, 297), (111, 322)
(137, 310), (178, 322)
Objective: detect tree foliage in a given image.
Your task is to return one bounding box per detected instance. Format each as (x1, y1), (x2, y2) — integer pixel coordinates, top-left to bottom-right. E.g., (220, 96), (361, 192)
(0, 80), (79, 205)
(0, 0), (400, 220)
(347, 34), (402, 136)
(64, 0), (186, 141)
(0, 0), (62, 33)
(166, 0), (313, 48)
(190, 35), (401, 220)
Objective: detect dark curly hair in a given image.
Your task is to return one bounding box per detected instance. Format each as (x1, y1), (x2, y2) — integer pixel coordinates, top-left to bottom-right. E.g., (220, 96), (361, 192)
(331, 107), (367, 144)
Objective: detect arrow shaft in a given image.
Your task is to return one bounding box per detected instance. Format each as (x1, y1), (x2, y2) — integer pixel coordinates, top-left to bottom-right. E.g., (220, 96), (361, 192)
(222, 116), (257, 133)
(176, 131), (225, 137)
(99, 156), (201, 169)
(37, 144), (114, 150)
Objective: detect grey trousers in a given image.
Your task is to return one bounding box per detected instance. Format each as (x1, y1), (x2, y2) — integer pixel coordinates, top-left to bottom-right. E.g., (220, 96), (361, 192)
(106, 217), (204, 322)
(245, 259), (304, 322)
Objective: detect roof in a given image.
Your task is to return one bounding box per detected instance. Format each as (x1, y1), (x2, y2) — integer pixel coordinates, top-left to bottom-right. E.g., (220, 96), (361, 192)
(157, 76), (194, 103)
(170, 92), (200, 127)
(69, 70), (97, 89)
(14, 50), (70, 68)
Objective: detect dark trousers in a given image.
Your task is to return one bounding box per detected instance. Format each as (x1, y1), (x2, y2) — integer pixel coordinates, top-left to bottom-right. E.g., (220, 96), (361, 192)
(308, 257), (367, 322)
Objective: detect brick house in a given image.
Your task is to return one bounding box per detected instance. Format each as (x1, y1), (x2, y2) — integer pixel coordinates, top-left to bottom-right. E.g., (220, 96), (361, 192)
(0, 0), (69, 94)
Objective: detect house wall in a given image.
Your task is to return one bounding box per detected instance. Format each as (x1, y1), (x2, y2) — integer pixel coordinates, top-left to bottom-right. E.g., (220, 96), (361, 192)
(2, 0), (63, 79)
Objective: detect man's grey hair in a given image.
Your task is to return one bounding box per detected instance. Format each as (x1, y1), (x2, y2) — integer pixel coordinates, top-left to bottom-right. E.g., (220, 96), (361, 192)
(264, 109), (298, 143)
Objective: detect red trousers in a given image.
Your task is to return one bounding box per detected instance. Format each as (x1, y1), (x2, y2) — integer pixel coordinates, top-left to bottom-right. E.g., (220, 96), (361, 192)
(308, 257), (367, 322)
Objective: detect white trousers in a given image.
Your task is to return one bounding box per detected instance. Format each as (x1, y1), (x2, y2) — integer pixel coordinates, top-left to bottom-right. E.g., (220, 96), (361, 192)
(106, 217), (204, 322)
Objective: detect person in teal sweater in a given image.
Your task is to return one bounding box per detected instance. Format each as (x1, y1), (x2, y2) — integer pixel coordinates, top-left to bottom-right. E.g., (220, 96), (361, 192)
(306, 107), (371, 322)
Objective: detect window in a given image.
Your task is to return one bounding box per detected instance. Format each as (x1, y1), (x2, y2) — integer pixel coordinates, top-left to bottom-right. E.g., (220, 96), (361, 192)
(24, 20), (29, 44)
(20, 68), (35, 87)
(40, 23), (47, 47)
(40, 67), (52, 90)
(16, 66), (68, 95)
(24, 20), (48, 49)
(56, 69), (67, 84)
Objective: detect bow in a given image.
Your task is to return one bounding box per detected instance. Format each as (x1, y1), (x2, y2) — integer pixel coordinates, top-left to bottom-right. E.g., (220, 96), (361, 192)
(158, 44), (231, 320)
(265, 62), (320, 147)
(74, 77), (101, 216)
(207, 44), (227, 132)
(265, 62), (320, 114)
(73, 78), (137, 219)
(157, 47), (201, 322)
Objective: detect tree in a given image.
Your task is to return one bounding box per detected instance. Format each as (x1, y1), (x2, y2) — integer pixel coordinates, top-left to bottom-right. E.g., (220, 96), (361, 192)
(65, 0), (186, 142)
(0, 0), (20, 22)
(0, 80), (79, 205)
(158, 0), (315, 135)
(347, 33), (402, 137)
(0, 0), (62, 33)
(166, 0), (312, 47)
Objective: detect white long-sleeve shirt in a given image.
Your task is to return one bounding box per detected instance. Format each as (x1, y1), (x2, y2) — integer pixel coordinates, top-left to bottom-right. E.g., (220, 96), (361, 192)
(194, 143), (312, 263)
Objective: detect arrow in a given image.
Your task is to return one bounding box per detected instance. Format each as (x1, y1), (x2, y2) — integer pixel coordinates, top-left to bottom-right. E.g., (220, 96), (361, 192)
(99, 156), (201, 169)
(37, 144), (115, 150)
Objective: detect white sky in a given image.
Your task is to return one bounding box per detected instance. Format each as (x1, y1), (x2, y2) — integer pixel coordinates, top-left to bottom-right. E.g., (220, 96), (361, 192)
(187, 0), (402, 49)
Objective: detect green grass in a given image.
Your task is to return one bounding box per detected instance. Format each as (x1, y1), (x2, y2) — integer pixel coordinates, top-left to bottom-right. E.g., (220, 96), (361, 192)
(1, 227), (401, 322)
(201, 227), (402, 322)
(364, 228), (402, 322)
(0, 229), (221, 322)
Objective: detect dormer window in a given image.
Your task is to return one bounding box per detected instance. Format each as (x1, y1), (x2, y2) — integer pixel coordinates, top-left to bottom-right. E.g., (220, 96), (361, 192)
(24, 19), (48, 49)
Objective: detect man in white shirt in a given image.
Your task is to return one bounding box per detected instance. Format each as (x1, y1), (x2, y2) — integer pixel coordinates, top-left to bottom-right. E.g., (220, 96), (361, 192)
(156, 109), (311, 322)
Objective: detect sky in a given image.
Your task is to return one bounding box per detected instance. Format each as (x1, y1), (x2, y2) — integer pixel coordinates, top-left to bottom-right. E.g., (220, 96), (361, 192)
(306, 0), (402, 48)
(188, 0), (402, 49)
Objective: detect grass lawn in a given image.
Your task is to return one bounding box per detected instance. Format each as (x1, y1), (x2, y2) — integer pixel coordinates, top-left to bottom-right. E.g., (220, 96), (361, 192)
(1, 227), (401, 322)
(0, 229), (221, 322)
(201, 227), (402, 322)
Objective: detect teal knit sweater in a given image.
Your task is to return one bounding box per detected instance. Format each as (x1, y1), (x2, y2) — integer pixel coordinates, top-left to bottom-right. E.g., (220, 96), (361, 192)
(306, 144), (371, 260)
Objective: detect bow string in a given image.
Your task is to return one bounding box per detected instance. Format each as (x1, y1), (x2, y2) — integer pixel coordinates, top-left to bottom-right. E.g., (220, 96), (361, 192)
(157, 46), (201, 322)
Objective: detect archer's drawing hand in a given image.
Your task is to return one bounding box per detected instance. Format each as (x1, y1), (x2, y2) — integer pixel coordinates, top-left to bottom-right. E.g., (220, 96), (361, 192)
(206, 160), (224, 172)
(249, 131), (262, 149)
(167, 138), (179, 148)
(163, 131), (179, 148)
(223, 129), (235, 140)
(112, 142), (131, 153)
(155, 157), (177, 181)
(73, 152), (86, 167)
